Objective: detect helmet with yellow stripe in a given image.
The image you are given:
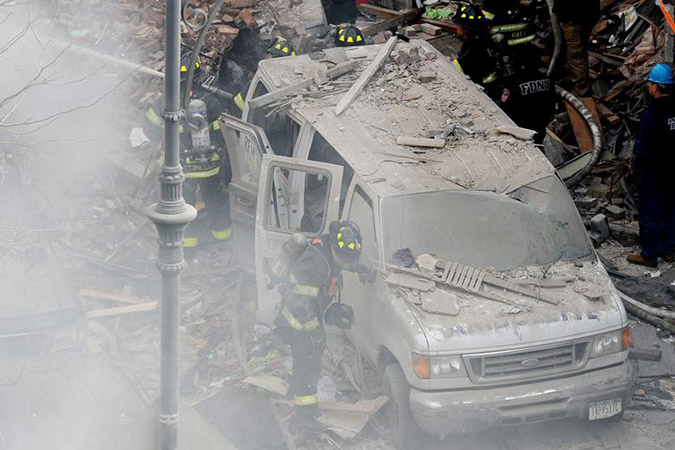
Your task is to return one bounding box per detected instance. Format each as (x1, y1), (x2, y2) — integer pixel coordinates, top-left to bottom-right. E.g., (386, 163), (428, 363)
(180, 53), (201, 81)
(454, 3), (487, 32)
(267, 37), (297, 57)
(334, 25), (365, 47)
(329, 220), (363, 265)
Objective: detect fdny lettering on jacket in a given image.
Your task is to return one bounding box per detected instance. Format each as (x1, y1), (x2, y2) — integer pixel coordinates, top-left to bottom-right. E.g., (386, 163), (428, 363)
(519, 79), (550, 96)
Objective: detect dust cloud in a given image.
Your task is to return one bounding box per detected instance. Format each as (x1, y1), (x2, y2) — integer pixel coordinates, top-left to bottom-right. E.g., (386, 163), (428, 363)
(1, 2), (155, 449)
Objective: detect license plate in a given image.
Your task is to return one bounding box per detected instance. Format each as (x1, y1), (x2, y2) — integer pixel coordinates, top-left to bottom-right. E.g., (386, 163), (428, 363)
(588, 398), (622, 420)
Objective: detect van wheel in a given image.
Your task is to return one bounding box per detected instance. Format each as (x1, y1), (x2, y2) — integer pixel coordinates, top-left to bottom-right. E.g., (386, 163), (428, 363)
(382, 363), (421, 448)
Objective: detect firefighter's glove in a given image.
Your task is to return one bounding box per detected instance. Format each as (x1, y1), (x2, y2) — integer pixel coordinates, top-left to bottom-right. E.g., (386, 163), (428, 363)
(356, 263), (376, 284)
(324, 303), (354, 329)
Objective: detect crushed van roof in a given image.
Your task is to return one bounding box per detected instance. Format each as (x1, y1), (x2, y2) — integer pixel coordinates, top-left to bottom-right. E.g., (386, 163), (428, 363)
(255, 40), (555, 198)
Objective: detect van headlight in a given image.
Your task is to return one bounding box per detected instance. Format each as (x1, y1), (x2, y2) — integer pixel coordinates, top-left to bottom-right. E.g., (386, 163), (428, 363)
(590, 327), (629, 358)
(413, 354), (465, 379)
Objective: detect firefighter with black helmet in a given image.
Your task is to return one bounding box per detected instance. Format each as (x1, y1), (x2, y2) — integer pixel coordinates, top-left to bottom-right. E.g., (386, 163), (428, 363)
(481, 0), (540, 51)
(268, 36), (297, 57)
(273, 220), (369, 433)
(218, 36), (297, 117)
(334, 24), (365, 47)
(453, 3), (500, 99)
(144, 52), (233, 251)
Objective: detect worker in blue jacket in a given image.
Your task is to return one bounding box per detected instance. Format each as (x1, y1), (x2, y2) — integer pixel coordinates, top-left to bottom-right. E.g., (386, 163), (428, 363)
(627, 63), (675, 268)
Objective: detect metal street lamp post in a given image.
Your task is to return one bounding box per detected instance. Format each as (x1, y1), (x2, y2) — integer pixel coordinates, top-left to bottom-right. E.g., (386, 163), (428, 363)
(147, 1), (197, 449)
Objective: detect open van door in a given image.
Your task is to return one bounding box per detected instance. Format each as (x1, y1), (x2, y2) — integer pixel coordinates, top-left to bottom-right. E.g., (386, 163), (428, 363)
(255, 154), (344, 325)
(219, 114), (275, 267)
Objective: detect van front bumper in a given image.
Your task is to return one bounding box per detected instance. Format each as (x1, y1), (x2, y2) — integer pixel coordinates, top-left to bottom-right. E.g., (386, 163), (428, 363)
(409, 361), (634, 435)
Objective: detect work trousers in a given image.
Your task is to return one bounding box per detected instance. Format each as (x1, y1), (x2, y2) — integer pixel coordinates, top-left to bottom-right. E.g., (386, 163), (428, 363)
(560, 22), (593, 97)
(288, 325), (326, 414)
(183, 175), (231, 242)
(638, 173), (675, 262)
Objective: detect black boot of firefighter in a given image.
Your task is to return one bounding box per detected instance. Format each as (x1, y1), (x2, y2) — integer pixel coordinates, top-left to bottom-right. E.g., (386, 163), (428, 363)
(293, 404), (326, 434)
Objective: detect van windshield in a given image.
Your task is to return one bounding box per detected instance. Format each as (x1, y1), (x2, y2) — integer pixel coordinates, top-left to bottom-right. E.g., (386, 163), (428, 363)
(381, 176), (592, 271)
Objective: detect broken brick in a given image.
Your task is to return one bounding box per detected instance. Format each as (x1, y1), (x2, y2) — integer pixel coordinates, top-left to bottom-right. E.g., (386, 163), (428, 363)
(419, 71), (436, 82)
(227, 0), (255, 7)
(215, 24), (240, 36)
(604, 204), (626, 220)
(236, 9), (258, 28)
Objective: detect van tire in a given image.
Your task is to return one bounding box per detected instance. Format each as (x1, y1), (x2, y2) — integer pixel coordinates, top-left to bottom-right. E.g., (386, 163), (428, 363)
(382, 363), (421, 448)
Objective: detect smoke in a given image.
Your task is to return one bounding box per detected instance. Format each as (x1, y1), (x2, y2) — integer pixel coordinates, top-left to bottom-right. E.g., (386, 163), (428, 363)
(0, 2), (155, 450)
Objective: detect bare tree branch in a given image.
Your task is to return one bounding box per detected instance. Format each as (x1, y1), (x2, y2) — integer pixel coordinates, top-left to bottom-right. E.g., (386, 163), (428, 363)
(0, 44), (70, 109)
(0, 119), (119, 146)
(1, 68), (133, 128)
(0, 16), (37, 55)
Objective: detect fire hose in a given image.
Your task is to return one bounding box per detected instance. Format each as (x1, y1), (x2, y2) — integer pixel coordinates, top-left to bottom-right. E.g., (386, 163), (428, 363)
(545, 0), (562, 77)
(555, 86), (604, 187)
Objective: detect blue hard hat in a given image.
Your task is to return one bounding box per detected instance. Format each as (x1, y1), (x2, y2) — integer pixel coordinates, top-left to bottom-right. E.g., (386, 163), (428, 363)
(647, 63), (675, 85)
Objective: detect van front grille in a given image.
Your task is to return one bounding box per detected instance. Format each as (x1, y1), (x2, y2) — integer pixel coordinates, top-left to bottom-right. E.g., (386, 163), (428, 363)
(466, 341), (589, 383)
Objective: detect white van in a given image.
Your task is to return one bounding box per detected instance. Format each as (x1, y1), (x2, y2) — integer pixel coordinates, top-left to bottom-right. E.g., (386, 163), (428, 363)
(218, 40), (634, 446)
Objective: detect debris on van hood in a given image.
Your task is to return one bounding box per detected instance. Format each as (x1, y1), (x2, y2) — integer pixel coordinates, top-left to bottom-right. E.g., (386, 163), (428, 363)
(420, 289), (460, 316)
(496, 125), (537, 142)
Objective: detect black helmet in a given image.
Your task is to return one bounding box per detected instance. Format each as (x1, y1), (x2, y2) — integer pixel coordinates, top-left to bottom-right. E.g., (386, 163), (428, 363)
(267, 37), (296, 57)
(180, 53), (201, 81)
(328, 220), (362, 263)
(454, 3), (487, 31)
(335, 25), (365, 47)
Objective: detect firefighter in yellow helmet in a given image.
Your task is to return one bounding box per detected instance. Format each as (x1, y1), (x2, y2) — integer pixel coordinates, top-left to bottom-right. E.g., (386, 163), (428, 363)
(144, 52), (233, 251)
(267, 36), (297, 57)
(453, 3), (500, 99)
(334, 24), (365, 47)
(274, 220), (367, 433)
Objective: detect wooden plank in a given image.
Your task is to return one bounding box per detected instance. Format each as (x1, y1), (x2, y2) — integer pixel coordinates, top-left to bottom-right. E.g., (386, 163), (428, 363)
(385, 272), (435, 291)
(420, 18), (458, 34)
(86, 302), (158, 318)
(249, 60), (359, 109)
(335, 37), (398, 116)
(396, 136), (445, 148)
(483, 275), (560, 305)
(361, 8), (423, 37)
(512, 278), (573, 288)
(564, 97), (603, 154)
(79, 288), (150, 305)
(243, 376), (288, 396)
(419, 23), (442, 36)
(382, 263), (521, 307)
(358, 4), (400, 18)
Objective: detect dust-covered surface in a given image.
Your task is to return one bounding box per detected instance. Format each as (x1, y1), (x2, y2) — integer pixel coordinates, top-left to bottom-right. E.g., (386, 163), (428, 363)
(1, 2), (674, 450)
(258, 40), (554, 197)
(398, 260), (622, 344)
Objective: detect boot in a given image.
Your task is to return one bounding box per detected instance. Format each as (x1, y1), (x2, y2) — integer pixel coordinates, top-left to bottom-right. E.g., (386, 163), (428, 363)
(626, 253), (658, 268)
(660, 253), (675, 263)
(293, 407), (326, 434)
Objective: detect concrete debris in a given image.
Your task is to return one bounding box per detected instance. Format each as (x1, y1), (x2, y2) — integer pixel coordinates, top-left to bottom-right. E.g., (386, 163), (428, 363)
(418, 70), (437, 82)
(395, 136), (445, 148)
(496, 125), (537, 141)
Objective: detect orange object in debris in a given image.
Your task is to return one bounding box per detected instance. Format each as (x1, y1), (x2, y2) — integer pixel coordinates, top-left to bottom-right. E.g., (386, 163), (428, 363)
(659, 1), (675, 33)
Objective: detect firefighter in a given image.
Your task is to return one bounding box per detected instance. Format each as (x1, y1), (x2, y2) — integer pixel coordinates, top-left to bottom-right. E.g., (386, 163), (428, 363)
(322, 0), (359, 25)
(498, 48), (556, 144)
(553, 0), (600, 97)
(627, 63), (675, 268)
(219, 36), (297, 117)
(453, 3), (500, 99)
(481, 0), (540, 51)
(144, 53), (232, 250)
(274, 220), (364, 433)
(334, 24), (365, 47)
